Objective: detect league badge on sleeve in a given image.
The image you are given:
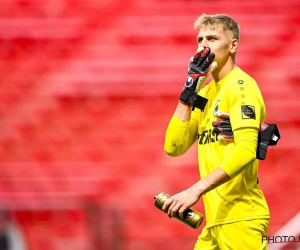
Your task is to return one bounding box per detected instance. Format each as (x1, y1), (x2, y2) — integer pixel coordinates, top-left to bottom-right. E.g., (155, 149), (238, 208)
(241, 105), (256, 119)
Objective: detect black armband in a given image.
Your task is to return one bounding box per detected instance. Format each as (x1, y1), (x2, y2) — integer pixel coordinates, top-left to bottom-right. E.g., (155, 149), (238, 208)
(180, 89), (208, 111)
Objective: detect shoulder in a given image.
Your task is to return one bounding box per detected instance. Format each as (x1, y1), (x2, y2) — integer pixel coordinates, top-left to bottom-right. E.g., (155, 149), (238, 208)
(229, 67), (257, 85)
(226, 67), (261, 94)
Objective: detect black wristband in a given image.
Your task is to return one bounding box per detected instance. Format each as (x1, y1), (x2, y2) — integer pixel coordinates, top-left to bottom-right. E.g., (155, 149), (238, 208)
(180, 88), (208, 111)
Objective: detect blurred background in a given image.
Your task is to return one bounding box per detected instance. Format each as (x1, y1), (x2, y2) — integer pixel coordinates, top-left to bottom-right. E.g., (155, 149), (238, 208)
(0, 0), (299, 249)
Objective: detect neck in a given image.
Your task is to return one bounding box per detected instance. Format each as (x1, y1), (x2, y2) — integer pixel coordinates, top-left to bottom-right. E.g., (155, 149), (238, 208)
(212, 59), (236, 83)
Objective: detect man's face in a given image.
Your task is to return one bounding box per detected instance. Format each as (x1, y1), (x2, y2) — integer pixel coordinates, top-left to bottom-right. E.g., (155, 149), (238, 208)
(196, 25), (233, 67)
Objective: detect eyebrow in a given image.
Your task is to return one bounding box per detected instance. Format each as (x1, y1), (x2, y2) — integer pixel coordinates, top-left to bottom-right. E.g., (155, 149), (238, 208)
(197, 35), (219, 41)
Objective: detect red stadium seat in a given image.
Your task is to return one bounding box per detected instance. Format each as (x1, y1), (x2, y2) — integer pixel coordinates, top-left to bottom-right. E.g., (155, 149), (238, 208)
(1, 0), (300, 249)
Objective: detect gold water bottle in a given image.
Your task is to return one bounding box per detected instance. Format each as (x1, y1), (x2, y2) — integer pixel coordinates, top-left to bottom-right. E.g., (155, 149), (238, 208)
(154, 192), (204, 229)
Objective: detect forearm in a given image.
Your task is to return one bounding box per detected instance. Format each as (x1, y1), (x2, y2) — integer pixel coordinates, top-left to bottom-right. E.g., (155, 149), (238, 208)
(174, 101), (192, 122)
(218, 128), (258, 178)
(197, 128), (258, 193)
(164, 102), (198, 156)
(195, 146), (255, 195)
(162, 167), (230, 218)
(201, 167), (231, 193)
(164, 46), (214, 156)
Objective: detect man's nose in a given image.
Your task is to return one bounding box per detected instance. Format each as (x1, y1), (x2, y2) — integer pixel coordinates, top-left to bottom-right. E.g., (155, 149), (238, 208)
(198, 40), (209, 49)
(202, 40), (209, 48)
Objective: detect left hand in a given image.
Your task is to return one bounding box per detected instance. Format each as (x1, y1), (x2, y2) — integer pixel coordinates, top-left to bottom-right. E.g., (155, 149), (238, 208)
(212, 118), (234, 140)
(162, 182), (205, 219)
(212, 103), (233, 140)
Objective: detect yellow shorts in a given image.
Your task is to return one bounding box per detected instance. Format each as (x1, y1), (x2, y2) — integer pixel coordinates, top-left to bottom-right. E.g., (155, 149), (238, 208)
(194, 219), (269, 250)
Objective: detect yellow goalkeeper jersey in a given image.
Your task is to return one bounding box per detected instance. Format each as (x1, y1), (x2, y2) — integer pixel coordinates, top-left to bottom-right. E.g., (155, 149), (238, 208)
(165, 67), (270, 228)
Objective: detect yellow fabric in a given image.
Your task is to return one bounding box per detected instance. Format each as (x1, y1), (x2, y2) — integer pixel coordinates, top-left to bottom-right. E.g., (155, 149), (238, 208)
(218, 127), (258, 178)
(164, 115), (198, 156)
(164, 67), (270, 228)
(194, 219), (269, 250)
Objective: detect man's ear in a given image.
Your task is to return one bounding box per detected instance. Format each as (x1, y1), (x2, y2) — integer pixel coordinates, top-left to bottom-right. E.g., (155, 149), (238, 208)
(230, 39), (239, 53)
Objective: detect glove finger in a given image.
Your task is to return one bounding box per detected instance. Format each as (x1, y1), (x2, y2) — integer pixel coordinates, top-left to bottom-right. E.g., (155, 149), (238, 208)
(213, 101), (230, 119)
(199, 53), (217, 75)
(212, 125), (232, 133)
(193, 47), (204, 60)
(200, 47), (211, 58)
(217, 133), (234, 141)
(212, 119), (231, 127)
(214, 110), (230, 119)
(198, 53), (216, 73)
(194, 61), (217, 93)
(196, 47), (210, 67)
(207, 53), (215, 63)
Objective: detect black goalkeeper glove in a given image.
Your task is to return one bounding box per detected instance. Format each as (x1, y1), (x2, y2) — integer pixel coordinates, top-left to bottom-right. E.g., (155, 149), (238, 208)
(212, 109), (234, 140)
(180, 47), (217, 111)
(212, 111), (281, 160)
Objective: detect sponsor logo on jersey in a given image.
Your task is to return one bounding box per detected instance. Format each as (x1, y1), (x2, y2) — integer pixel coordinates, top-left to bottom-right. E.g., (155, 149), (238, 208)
(241, 105), (256, 119)
(197, 100), (228, 145)
(198, 129), (218, 145)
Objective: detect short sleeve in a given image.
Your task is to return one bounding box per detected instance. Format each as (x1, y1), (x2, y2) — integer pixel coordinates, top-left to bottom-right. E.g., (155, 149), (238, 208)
(229, 78), (265, 131)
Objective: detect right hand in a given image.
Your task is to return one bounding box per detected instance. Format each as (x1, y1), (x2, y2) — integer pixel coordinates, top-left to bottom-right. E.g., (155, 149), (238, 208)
(185, 47), (217, 93)
(179, 47), (217, 110)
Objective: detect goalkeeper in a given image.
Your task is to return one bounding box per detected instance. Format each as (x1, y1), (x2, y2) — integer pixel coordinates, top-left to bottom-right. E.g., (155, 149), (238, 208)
(163, 14), (271, 249)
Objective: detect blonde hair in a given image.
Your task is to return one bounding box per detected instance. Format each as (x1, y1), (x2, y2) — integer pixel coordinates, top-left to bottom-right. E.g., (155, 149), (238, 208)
(194, 14), (240, 41)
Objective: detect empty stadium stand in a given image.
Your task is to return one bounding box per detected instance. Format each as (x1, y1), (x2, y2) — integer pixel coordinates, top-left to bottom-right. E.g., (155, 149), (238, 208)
(0, 0), (299, 249)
